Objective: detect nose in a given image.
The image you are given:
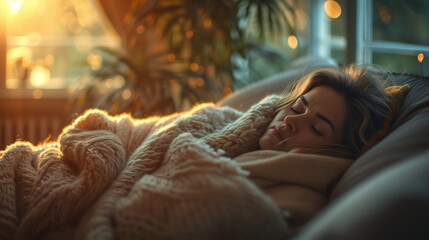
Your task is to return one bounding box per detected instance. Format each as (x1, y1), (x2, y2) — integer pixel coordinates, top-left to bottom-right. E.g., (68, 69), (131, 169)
(284, 115), (299, 133)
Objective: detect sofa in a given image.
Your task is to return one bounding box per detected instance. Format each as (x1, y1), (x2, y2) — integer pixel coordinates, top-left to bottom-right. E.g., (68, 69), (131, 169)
(2, 56), (427, 239)
(219, 56), (429, 239)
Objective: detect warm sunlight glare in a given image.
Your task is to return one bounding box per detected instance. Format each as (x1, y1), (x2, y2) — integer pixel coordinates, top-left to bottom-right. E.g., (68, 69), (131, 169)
(418, 53), (424, 63)
(324, 0), (341, 19)
(288, 35), (298, 49)
(30, 65), (50, 88)
(8, 0), (23, 15)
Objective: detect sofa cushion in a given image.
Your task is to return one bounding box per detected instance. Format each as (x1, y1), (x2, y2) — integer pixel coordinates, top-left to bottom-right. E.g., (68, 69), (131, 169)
(360, 84), (410, 154)
(331, 107), (429, 199)
(297, 150), (429, 240)
(389, 73), (429, 128)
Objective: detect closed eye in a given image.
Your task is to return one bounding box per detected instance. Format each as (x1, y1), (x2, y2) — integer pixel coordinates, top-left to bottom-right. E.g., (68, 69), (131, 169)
(312, 126), (323, 136)
(289, 107), (300, 114)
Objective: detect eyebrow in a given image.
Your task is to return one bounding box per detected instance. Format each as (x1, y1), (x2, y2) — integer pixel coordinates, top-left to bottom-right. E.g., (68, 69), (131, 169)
(300, 96), (336, 133)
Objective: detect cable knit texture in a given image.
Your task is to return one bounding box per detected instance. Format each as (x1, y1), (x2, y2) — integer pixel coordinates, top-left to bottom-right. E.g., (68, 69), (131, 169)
(0, 95), (289, 240)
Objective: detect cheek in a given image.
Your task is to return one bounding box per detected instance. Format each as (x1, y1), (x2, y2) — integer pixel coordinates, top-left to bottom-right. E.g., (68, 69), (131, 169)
(272, 110), (288, 122)
(294, 132), (324, 147)
(258, 134), (270, 149)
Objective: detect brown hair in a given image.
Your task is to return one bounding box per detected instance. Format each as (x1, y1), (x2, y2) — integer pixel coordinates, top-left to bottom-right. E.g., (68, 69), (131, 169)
(274, 64), (392, 159)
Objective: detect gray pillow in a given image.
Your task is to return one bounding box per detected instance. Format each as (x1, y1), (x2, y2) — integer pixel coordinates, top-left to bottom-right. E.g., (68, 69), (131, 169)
(296, 150), (429, 240)
(330, 108), (429, 199)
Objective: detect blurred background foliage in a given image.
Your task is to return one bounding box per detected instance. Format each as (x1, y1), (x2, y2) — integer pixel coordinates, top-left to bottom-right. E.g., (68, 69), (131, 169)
(3, 0), (428, 149)
(72, 0), (298, 117)
(4, 0), (428, 117)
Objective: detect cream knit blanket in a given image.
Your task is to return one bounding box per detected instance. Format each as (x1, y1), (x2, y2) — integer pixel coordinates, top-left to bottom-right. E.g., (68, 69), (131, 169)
(0, 96), (289, 240)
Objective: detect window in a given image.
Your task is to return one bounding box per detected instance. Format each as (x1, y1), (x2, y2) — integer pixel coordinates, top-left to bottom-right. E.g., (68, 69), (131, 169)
(308, 0), (428, 75)
(1, 0), (119, 95)
(359, 0), (429, 75)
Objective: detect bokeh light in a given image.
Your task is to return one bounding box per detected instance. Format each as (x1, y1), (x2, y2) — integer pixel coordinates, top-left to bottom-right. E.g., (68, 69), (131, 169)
(136, 25), (145, 34)
(186, 30), (194, 39)
(167, 53), (176, 62)
(196, 77), (204, 87)
(122, 89), (132, 100)
(190, 63), (199, 72)
(30, 65), (50, 88)
(113, 75), (125, 88)
(288, 35), (298, 49)
(418, 53), (424, 63)
(378, 6), (391, 24)
(324, 0), (341, 19)
(32, 89), (43, 99)
(87, 53), (102, 70)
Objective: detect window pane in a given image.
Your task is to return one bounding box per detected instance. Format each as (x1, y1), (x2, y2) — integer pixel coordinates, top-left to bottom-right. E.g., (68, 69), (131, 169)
(258, 0), (309, 59)
(331, 48), (345, 64)
(373, 0), (429, 46)
(372, 52), (428, 75)
(6, 45), (91, 89)
(325, 0), (346, 63)
(6, 0), (118, 89)
(328, 0), (346, 37)
(239, 0), (309, 85)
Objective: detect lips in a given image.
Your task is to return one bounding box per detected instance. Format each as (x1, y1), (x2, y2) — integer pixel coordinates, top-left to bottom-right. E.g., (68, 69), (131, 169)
(272, 126), (285, 140)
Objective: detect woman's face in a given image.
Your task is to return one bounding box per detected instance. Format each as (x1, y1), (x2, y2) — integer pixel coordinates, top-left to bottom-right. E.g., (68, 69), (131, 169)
(259, 85), (348, 151)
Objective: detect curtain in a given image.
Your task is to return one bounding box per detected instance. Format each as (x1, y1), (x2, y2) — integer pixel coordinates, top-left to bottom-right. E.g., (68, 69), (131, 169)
(96, 0), (135, 51)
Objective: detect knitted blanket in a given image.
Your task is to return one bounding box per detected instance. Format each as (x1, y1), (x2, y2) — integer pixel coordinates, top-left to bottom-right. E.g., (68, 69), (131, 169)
(0, 96), (289, 240)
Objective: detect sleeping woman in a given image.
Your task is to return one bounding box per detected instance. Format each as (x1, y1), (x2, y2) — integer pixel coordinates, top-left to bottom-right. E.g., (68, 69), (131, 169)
(0, 64), (391, 240)
(258, 65), (391, 158)
(233, 64), (392, 235)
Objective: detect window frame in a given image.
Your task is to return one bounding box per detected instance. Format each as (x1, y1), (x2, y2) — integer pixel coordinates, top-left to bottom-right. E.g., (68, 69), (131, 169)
(351, 0), (428, 74)
(308, 0), (428, 76)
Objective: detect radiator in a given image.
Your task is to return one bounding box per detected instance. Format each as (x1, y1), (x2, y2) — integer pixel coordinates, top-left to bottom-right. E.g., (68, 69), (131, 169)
(0, 116), (63, 149)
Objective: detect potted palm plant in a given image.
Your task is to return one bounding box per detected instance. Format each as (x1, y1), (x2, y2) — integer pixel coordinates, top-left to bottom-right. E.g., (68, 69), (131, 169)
(72, 0), (297, 117)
